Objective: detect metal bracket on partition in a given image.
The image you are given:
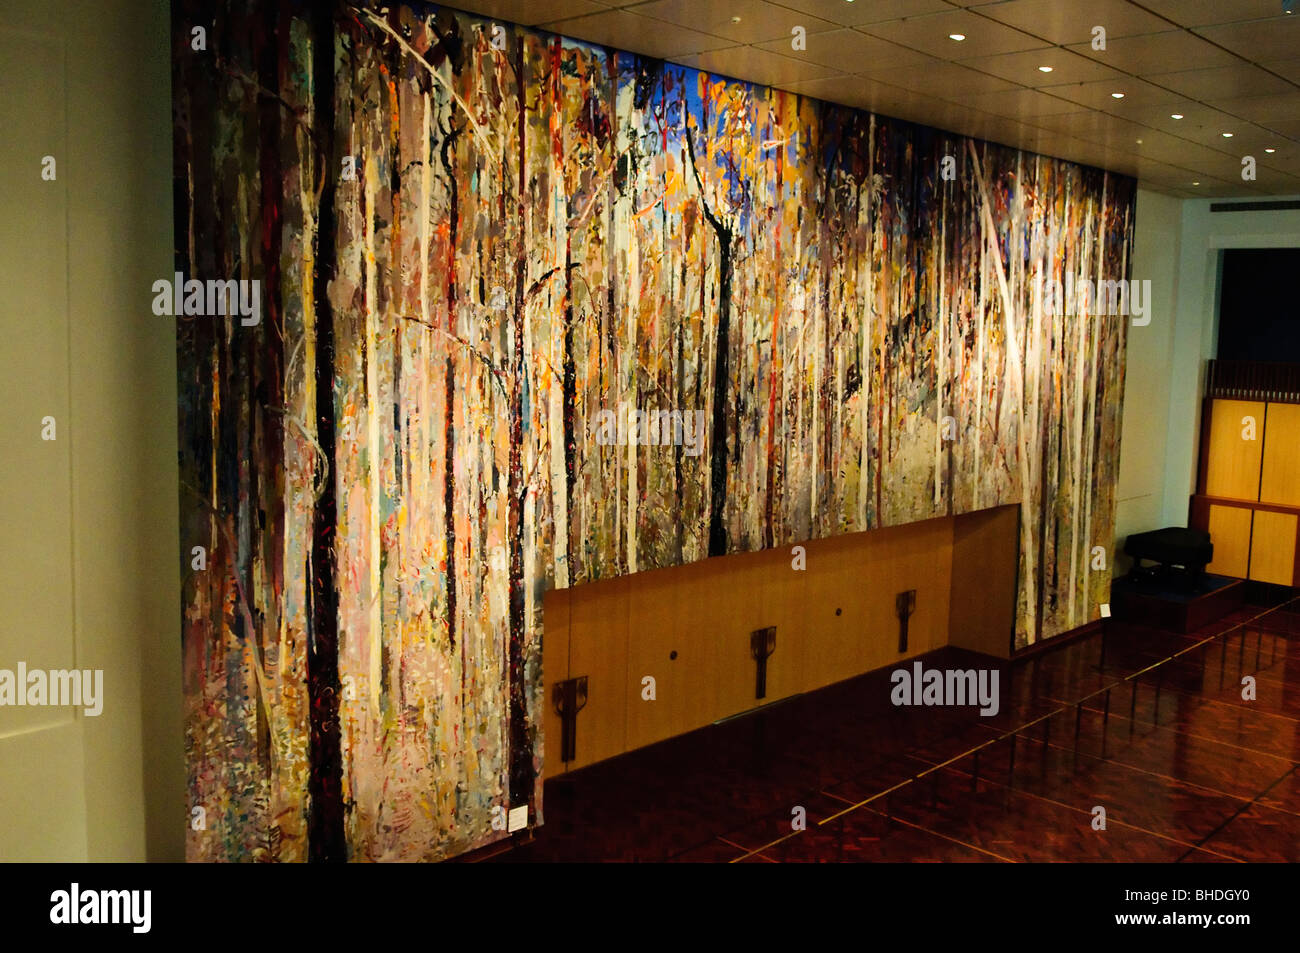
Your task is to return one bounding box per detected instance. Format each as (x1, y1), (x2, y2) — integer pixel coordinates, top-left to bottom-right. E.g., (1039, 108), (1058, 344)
(552, 676), (589, 764)
(896, 590), (917, 653)
(751, 627), (777, 700)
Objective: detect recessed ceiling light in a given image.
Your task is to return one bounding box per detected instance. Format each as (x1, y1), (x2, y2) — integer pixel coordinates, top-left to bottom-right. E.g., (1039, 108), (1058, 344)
(1136, 139), (1143, 144)
(1222, 132), (1234, 138)
(1038, 66), (1053, 72)
(730, 15), (741, 22)
(949, 33), (966, 41)
(1170, 113), (1184, 120)
(1111, 92), (1125, 99)
(1265, 147), (1277, 153)
(1192, 181), (1200, 186)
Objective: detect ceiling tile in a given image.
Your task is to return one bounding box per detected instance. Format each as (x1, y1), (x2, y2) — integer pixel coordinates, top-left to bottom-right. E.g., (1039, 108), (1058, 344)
(1190, 154), (1257, 178)
(887, 104), (991, 137)
(1008, 131), (1104, 161)
(1135, 169), (1206, 190)
(1133, 161), (1212, 192)
(1068, 138), (1151, 166)
(962, 86), (1091, 120)
(1029, 110), (1149, 141)
(1016, 130), (1095, 160)
(858, 60), (1019, 98)
(960, 116), (1055, 147)
(1180, 151), (1285, 190)
(852, 84), (963, 119)
(677, 45), (845, 85)
(1093, 93), (1213, 125)
(1262, 165), (1300, 186)
(538, 9), (734, 57)
(775, 75), (923, 111)
(1123, 104), (1240, 133)
(1108, 100), (1243, 142)
(1135, 0), (1291, 28)
(1194, 15), (1300, 62)
(1265, 58), (1300, 83)
(1124, 129), (1203, 155)
(1133, 155), (1201, 180)
(1261, 118), (1300, 138)
(1257, 143), (1300, 166)
(1057, 144), (1138, 171)
(633, 0), (837, 45)
(974, 0), (1172, 45)
(958, 46), (1124, 87)
(860, 9), (1050, 59)
(1146, 64), (1298, 101)
(1130, 156), (1202, 177)
(766, 0), (955, 27)
(1224, 125), (1293, 157)
(753, 27), (935, 70)
(777, 82), (1014, 145)
(1263, 173), (1300, 192)
(1066, 29), (1240, 73)
(1047, 76), (1187, 111)
(1100, 155), (1142, 177)
(1161, 116), (1275, 154)
(1208, 91), (1300, 124)
(1185, 175), (1246, 194)
(1129, 134), (1249, 168)
(446, 0), (608, 26)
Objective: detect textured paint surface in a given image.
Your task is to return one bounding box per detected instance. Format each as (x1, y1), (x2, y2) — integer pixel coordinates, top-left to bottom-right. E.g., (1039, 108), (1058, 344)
(173, 1), (1135, 862)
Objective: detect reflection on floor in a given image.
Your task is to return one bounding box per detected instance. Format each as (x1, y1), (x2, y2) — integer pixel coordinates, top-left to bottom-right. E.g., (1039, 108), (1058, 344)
(464, 593), (1300, 862)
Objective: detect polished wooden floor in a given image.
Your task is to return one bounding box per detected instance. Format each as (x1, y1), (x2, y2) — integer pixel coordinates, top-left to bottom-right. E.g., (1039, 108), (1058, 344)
(467, 593), (1300, 862)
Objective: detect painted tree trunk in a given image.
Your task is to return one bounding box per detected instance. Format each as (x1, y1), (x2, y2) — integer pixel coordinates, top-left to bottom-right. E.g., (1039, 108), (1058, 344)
(306, 1), (344, 864)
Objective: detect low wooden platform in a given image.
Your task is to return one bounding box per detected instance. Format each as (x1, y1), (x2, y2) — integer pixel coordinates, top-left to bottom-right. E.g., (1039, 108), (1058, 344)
(1110, 571), (1244, 633)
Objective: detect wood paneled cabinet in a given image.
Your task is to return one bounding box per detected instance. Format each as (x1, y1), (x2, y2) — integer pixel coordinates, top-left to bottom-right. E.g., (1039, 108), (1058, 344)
(1192, 398), (1300, 586)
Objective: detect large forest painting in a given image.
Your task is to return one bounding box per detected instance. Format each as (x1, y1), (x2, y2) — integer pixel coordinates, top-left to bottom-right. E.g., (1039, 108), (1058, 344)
(173, 0), (1135, 861)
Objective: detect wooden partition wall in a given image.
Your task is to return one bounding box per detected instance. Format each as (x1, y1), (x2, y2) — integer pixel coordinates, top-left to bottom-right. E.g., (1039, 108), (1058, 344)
(1191, 396), (1300, 585)
(543, 505), (1018, 777)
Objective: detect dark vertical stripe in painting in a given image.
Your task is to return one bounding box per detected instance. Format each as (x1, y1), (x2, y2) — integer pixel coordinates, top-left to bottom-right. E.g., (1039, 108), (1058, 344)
(306, 1), (345, 863)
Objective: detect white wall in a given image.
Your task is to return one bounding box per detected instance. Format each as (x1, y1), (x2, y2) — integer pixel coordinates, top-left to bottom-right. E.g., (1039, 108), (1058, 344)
(1114, 189), (1182, 571)
(0, 0), (180, 861)
(1160, 196), (1300, 528)
(1114, 190), (1300, 569)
